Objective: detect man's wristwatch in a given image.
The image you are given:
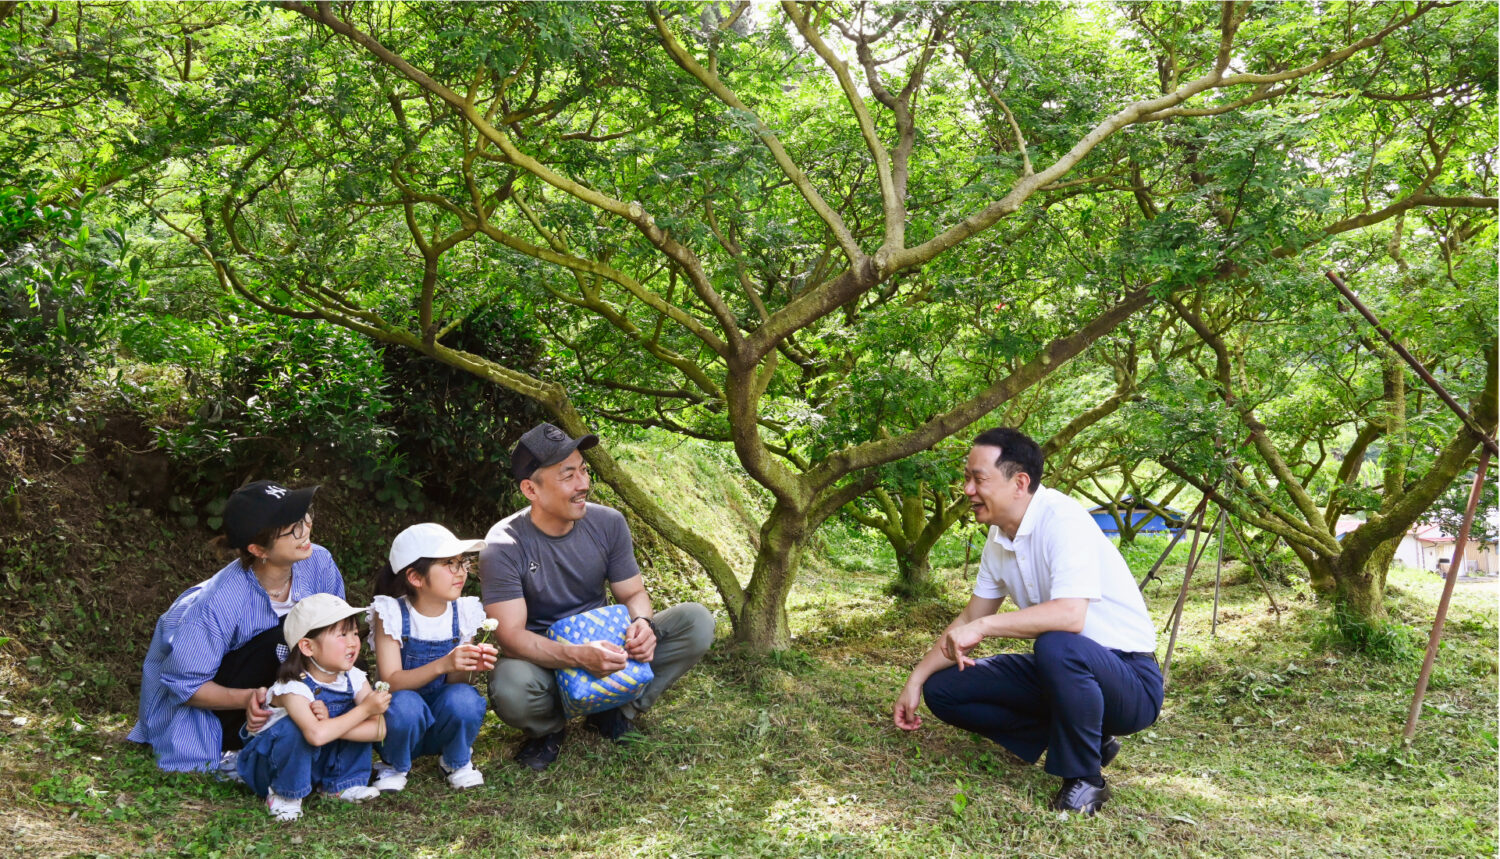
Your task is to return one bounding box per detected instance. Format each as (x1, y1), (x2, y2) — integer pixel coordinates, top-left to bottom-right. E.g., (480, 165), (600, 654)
(632, 616), (663, 641)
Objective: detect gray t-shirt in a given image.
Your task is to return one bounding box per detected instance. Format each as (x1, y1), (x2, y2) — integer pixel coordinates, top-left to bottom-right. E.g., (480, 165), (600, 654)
(480, 503), (642, 634)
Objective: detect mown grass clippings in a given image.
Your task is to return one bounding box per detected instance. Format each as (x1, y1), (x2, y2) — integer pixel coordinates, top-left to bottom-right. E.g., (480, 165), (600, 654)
(1, 560), (1495, 858)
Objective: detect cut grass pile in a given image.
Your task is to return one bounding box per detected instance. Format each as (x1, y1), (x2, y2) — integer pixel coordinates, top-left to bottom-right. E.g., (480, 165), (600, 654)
(1, 556), (1494, 858)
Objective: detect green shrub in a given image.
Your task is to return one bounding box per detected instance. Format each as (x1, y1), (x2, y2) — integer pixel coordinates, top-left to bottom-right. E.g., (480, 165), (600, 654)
(1315, 601), (1424, 662)
(157, 312), (404, 503)
(0, 189), (140, 423)
(380, 300), (545, 511)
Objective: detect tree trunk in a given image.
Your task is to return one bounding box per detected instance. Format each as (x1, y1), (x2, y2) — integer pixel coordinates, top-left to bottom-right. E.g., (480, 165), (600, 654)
(887, 489), (966, 601)
(1297, 543), (1338, 596)
(890, 547), (937, 600)
(1329, 539), (1395, 621)
(733, 501), (807, 650)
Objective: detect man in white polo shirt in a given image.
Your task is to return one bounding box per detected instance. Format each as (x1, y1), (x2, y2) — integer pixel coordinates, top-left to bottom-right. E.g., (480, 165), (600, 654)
(893, 427), (1162, 815)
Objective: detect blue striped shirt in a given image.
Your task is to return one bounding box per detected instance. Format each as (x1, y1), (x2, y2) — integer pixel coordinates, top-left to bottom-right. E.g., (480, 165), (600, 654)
(127, 545), (345, 772)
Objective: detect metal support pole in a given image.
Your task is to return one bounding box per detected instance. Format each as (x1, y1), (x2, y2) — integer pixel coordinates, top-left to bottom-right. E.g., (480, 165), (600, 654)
(1211, 509), (1225, 638)
(1226, 515), (1282, 621)
(1161, 505), (1219, 687)
(1402, 449), (1491, 744)
(1326, 271), (1498, 456)
(1139, 494), (1210, 591)
(1161, 501), (1213, 632)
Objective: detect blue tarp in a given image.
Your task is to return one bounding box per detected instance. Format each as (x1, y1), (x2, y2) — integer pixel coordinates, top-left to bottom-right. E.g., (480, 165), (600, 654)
(1087, 498), (1185, 537)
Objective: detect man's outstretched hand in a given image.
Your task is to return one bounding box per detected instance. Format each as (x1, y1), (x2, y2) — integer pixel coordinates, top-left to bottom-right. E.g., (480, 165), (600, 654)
(893, 683), (924, 732)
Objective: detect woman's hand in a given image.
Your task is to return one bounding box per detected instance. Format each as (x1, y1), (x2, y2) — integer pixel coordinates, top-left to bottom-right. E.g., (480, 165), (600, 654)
(243, 687), (272, 733)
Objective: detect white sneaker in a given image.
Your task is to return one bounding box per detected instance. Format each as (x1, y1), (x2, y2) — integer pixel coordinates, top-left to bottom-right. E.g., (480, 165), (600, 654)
(266, 790), (303, 821)
(327, 785), (381, 802)
(371, 762), (408, 792)
(441, 761), (484, 790)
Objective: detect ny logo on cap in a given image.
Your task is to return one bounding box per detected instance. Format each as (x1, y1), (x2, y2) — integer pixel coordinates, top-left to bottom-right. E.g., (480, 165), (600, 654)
(264, 485), (288, 498)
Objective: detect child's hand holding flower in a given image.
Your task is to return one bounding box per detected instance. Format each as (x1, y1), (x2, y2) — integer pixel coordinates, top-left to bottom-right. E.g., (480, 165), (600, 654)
(464, 618), (501, 685)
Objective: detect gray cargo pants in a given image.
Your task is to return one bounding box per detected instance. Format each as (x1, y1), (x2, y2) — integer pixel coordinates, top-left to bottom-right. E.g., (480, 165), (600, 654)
(487, 602), (716, 737)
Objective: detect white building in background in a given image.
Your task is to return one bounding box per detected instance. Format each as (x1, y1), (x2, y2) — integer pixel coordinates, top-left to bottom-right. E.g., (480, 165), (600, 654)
(1393, 512), (1500, 575)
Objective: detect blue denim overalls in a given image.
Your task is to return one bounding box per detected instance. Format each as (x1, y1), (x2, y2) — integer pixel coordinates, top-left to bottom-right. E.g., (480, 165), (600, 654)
(237, 672), (374, 798)
(378, 599), (487, 772)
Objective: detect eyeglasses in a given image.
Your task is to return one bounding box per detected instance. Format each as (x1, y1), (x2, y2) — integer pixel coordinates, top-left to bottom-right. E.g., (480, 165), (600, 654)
(278, 513), (313, 542)
(436, 556), (473, 573)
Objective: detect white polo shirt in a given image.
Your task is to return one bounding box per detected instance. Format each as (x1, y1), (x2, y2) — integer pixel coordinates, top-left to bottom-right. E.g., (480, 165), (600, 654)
(974, 486), (1156, 653)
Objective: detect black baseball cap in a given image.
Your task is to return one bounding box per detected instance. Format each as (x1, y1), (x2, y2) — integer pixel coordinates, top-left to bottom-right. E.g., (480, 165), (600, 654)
(223, 480), (319, 550)
(511, 422), (598, 481)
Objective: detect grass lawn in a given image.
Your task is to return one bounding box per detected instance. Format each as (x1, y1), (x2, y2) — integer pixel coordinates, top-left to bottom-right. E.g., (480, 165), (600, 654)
(1, 555), (1494, 858)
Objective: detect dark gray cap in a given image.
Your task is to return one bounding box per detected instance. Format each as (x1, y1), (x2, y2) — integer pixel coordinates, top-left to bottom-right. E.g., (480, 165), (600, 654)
(511, 422), (598, 480)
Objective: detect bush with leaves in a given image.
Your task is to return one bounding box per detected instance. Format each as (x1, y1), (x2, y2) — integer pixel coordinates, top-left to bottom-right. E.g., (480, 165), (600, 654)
(0, 189), (140, 424)
(380, 301), (546, 512)
(157, 312), (403, 503)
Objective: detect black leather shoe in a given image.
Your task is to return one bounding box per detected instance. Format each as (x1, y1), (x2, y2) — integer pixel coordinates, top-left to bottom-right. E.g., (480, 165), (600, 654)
(1101, 735), (1121, 768)
(1050, 777), (1111, 815)
(584, 707), (640, 743)
(514, 728), (566, 771)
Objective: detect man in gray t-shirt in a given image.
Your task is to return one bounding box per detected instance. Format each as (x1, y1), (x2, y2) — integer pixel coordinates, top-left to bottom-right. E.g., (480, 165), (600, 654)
(482, 502), (640, 634)
(480, 422), (715, 772)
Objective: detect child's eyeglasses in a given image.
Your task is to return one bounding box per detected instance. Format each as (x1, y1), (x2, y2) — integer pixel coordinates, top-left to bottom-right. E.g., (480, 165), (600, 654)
(438, 556), (473, 573)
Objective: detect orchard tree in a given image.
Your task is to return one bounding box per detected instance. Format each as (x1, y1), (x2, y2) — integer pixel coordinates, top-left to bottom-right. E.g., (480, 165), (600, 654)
(100, 0), (1490, 648)
(848, 340), (1143, 597)
(1115, 0), (1498, 620)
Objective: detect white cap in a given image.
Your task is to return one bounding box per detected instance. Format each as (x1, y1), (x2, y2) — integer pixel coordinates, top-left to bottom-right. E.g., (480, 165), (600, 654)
(284, 593), (367, 647)
(389, 523), (486, 574)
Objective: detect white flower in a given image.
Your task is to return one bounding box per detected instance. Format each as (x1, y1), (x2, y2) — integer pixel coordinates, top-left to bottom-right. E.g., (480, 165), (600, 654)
(374, 681), (390, 693)
(480, 618), (499, 632)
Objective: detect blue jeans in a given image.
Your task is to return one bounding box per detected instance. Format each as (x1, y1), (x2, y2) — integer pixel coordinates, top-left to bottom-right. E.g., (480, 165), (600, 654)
(236, 717), (373, 798)
(923, 630), (1163, 779)
(379, 683), (487, 772)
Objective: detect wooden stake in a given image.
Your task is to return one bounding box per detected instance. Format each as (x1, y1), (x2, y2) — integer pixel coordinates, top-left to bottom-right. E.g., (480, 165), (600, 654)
(1402, 450), (1491, 744)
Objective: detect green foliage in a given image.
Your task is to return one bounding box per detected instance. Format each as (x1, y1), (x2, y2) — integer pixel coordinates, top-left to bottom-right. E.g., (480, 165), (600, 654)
(0, 0), (1492, 643)
(1315, 601), (1424, 662)
(0, 190), (141, 423)
(156, 312), (404, 502)
(380, 301), (546, 509)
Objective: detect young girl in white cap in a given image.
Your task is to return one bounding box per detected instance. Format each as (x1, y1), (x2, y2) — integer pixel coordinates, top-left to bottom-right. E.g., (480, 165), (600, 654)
(235, 594), (392, 821)
(368, 523), (497, 791)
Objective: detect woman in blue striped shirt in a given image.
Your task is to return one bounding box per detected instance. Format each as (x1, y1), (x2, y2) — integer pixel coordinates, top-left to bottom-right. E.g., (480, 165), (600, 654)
(129, 480), (347, 774)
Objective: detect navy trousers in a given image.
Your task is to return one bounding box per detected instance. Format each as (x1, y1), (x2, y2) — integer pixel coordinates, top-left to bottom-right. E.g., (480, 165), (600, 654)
(923, 630), (1163, 779)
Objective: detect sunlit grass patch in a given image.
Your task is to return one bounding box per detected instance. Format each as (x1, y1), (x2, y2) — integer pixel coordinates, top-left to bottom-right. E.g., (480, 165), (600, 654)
(2, 552), (1495, 857)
